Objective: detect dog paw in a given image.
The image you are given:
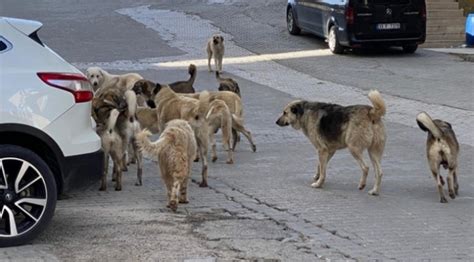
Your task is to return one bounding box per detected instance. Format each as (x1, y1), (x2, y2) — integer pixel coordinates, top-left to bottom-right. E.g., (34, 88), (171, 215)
(368, 189), (379, 196)
(449, 191), (456, 199)
(99, 186), (106, 191)
(194, 158), (200, 162)
(168, 201), (178, 212)
(135, 182), (142, 186)
(115, 186), (122, 191)
(179, 199), (189, 204)
(212, 156), (218, 162)
(226, 159), (234, 164)
(251, 145), (257, 152)
(199, 181), (208, 188)
(122, 167), (128, 172)
(440, 196), (448, 203)
(311, 182), (323, 188)
(358, 184), (366, 190)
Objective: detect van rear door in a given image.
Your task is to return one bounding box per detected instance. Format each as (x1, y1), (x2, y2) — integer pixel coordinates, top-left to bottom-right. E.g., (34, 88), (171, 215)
(351, 0), (425, 41)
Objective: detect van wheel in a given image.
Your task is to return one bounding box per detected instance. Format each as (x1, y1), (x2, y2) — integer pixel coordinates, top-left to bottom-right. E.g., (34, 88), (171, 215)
(328, 26), (344, 54)
(402, 44), (418, 54)
(0, 145), (57, 247)
(287, 8), (301, 35)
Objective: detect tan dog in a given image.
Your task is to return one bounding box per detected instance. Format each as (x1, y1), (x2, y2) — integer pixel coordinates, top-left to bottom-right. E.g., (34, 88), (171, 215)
(184, 91), (257, 153)
(136, 107), (159, 134)
(207, 34), (225, 72)
(416, 112), (460, 203)
(206, 99), (233, 164)
(276, 90), (386, 196)
(137, 120), (197, 211)
(216, 71), (241, 97)
(95, 109), (124, 191)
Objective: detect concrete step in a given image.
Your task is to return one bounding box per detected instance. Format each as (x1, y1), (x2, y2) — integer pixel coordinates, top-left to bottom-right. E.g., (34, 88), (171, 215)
(427, 25), (465, 34)
(426, 0), (457, 3)
(426, 17), (466, 26)
(427, 2), (459, 9)
(427, 10), (464, 18)
(422, 40), (465, 48)
(426, 33), (465, 41)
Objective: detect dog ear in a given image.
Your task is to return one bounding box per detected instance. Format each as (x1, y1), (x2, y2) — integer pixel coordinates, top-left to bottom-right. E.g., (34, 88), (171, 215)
(290, 103), (304, 116)
(153, 83), (163, 95)
(147, 100), (156, 108)
(220, 36), (224, 42)
(98, 70), (104, 78)
(416, 119), (429, 132)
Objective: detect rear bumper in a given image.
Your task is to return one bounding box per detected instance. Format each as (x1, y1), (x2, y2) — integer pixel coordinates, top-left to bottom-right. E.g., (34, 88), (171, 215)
(61, 149), (104, 192)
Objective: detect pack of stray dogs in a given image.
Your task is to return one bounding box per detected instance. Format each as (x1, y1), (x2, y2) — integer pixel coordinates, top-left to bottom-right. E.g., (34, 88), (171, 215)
(88, 34), (460, 211)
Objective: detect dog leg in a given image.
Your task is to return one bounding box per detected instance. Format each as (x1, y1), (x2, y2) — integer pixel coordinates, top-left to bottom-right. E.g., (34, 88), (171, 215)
(209, 131), (218, 162)
(232, 118), (256, 152)
(431, 168), (447, 203)
(214, 57), (219, 73)
(207, 50), (213, 72)
(110, 151), (123, 191)
(348, 146), (369, 191)
(453, 170), (459, 195)
(447, 168), (456, 199)
(232, 129), (239, 151)
(168, 179), (181, 212)
(218, 56), (223, 72)
(99, 154), (109, 191)
(313, 151), (335, 182)
(197, 136), (209, 187)
(132, 138), (143, 186)
(179, 177), (189, 204)
(225, 136), (233, 164)
(311, 149), (332, 188)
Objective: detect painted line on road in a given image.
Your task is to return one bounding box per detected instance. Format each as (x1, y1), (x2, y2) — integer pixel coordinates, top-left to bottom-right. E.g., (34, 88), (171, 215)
(75, 5), (473, 146)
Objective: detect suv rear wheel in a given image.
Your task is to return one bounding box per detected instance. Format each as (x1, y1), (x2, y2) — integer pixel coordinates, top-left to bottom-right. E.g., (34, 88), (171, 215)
(0, 145), (57, 247)
(328, 25), (344, 54)
(287, 8), (301, 35)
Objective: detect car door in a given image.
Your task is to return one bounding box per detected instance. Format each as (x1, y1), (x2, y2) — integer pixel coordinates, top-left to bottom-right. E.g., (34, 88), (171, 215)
(304, 0), (325, 36)
(294, 0), (312, 29)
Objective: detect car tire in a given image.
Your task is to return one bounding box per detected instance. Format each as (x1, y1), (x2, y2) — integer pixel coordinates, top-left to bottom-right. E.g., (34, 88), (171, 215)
(0, 145), (57, 247)
(287, 8), (301, 35)
(328, 25), (344, 54)
(402, 44), (418, 54)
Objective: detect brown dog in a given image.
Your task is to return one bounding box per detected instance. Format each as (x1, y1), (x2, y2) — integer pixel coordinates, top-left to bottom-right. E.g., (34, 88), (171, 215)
(207, 34), (224, 72)
(216, 71), (241, 97)
(416, 112), (460, 203)
(137, 120), (197, 211)
(136, 106), (159, 134)
(276, 90), (386, 196)
(206, 99), (233, 164)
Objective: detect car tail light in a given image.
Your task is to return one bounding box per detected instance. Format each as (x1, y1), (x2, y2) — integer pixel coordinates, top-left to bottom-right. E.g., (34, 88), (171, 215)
(37, 72), (93, 103)
(346, 7), (354, 25)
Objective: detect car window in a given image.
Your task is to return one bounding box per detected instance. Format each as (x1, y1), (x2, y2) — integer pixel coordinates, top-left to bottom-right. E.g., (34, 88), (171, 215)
(0, 36), (12, 54)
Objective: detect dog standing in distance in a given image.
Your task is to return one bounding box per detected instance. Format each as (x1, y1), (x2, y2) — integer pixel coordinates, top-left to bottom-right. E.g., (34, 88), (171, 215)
(207, 34), (225, 73)
(137, 120), (197, 211)
(276, 90), (386, 195)
(416, 112), (459, 203)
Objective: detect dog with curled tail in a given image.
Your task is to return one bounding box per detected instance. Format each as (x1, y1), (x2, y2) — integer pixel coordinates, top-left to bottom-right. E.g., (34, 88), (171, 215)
(136, 120), (197, 211)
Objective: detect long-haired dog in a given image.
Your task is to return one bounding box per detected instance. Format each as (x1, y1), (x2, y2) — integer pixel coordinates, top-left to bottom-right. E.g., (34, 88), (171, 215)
(207, 34), (225, 73)
(92, 88), (143, 189)
(416, 112), (460, 203)
(216, 71), (241, 97)
(86, 67), (142, 92)
(206, 99), (233, 164)
(95, 109), (124, 191)
(137, 120), (197, 212)
(276, 90), (386, 196)
(135, 84), (212, 187)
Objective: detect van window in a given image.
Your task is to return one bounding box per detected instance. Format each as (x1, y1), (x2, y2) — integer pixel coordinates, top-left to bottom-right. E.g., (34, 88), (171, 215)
(0, 36), (12, 53)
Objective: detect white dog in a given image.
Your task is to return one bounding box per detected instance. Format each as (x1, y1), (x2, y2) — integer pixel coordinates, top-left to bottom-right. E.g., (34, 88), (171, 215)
(86, 67), (143, 93)
(206, 34), (225, 73)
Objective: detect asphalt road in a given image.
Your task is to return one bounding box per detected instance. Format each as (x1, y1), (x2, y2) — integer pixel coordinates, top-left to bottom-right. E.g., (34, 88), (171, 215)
(1, 0), (473, 261)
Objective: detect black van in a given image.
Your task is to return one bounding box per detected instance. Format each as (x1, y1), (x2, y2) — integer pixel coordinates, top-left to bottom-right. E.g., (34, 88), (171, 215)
(287, 0), (426, 54)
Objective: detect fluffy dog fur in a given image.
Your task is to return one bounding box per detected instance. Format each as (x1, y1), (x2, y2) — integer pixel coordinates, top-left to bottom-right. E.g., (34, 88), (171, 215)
(216, 71), (241, 97)
(148, 86), (211, 187)
(95, 109), (124, 191)
(206, 99), (233, 164)
(86, 66), (142, 92)
(276, 90), (386, 196)
(92, 88), (143, 189)
(136, 106), (159, 134)
(184, 91), (256, 153)
(207, 34), (225, 73)
(416, 112), (460, 203)
(137, 120), (197, 211)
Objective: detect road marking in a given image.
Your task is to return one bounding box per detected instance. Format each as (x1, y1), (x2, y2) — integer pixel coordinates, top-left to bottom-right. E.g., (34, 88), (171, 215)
(75, 5), (474, 146)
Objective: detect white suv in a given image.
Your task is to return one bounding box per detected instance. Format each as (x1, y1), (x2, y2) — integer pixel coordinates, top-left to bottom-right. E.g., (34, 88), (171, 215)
(0, 17), (103, 246)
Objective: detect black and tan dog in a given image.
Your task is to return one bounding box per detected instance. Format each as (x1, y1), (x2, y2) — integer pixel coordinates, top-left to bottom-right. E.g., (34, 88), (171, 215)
(216, 71), (241, 97)
(416, 112), (459, 203)
(276, 90), (386, 195)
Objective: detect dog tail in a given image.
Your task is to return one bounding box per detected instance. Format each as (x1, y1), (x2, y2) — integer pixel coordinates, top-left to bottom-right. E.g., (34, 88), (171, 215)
(136, 129), (167, 157)
(416, 112), (443, 139)
(187, 64), (197, 86)
(198, 91), (210, 118)
(368, 90), (386, 122)
(125, 90), (137, 117)
(107, 109), (120, 132)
